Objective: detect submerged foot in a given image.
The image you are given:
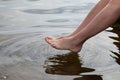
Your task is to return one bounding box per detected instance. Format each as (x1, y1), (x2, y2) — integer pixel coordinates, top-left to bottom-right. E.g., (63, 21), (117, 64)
(45, 36), (83, 53)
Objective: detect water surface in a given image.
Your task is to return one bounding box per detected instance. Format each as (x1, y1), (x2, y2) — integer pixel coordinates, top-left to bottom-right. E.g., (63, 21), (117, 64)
(0, 0), (120, 80)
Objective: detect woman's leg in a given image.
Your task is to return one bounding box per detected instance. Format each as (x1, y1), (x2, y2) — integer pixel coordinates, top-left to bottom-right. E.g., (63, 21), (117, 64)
(45, 0), (120, 52)
(63, 0), (110, 37)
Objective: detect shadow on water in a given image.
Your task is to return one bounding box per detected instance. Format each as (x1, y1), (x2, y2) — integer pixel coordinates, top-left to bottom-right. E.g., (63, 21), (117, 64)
(74, 75), (102, 80)
(44, 52), (95, 75)
(107, 20), (120, 65)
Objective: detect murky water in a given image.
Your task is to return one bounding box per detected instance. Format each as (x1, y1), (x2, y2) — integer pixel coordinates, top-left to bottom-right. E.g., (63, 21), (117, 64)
(0, 0), (120, 80)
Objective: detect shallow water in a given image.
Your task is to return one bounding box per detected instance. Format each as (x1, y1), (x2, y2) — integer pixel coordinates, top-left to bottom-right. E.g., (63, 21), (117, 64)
(0, 0), (120, 80)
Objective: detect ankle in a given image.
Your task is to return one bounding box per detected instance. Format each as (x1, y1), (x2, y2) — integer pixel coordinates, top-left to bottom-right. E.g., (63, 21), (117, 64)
(68, 36), (82, 46)
(71, 35), (86, 45)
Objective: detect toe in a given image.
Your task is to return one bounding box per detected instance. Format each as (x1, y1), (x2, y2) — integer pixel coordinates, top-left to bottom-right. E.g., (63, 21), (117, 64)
(45, 36), (54, 40)
(45, 36), (55, 44)
(51, 44), (57, 48)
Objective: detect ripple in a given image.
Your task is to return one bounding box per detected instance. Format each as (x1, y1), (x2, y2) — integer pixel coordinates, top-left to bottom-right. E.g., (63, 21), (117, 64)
(47, 19), (69, 23)
(22, 8), (63, 14)
(0, 63), (53, 80)
(0, 73), (8, 80)
(22, 4), (93, 14)
(0, 1), (120, 80)
(0, 25), (5, 27)
(27, 0), (40, 1)
(1, 0), (12, 1)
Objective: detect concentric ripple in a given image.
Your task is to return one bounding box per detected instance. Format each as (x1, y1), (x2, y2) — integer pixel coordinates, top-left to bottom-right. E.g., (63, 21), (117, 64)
(0, 0), (120, 80)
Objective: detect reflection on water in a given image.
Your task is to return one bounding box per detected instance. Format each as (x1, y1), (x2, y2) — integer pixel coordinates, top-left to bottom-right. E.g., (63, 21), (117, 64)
(1, 0), (120, 80)
(107, 24), (120, 65)
(43, 20), (120, 79)
(44, 52), (95, 75)
(111, 51), (120, 65)
(74, 75), (102, 80)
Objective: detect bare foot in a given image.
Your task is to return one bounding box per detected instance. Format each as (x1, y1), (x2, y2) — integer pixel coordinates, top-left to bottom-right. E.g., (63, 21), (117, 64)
(45, 36), (83, 53)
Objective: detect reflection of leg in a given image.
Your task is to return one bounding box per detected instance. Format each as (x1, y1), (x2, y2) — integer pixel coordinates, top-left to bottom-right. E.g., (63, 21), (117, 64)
(68, 0), (110, 36)
(74, 75), (102, 80)
(45, 0), (120, 53)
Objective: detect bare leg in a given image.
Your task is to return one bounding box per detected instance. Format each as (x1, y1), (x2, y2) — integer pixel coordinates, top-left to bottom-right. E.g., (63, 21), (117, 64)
(62, 0), (110, 37)
(45, 0), (120, 52)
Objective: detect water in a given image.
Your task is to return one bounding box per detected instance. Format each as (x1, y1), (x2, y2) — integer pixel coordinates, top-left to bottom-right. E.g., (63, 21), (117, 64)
(0, 0), (120, 80)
